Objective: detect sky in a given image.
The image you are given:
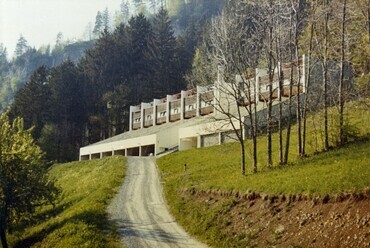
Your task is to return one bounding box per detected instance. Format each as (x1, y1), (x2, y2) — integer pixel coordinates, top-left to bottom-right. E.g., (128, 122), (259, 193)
(0, 0), (123, 57)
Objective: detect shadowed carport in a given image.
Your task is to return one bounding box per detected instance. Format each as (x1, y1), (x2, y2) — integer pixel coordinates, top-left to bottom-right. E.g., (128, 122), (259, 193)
(141, 145), (155, 156)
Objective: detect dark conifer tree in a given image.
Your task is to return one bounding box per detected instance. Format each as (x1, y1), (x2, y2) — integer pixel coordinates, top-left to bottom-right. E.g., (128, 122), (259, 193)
(147, 8), (183, 96)
(9, 65), (51, 139)
(127, 13), (152, 101)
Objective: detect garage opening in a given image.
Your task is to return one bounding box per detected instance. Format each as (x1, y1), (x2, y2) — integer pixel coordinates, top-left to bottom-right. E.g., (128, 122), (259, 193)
(102, 151), (113, 158)
(114, 149), (126, 156)
(201, 133), (220, 147)
(80, 155), (90, 161)
(179, 137), (197, 151)
(127, 147), (140, 156)
(91, 153), (101, 160)
(141, 144), (155, 156)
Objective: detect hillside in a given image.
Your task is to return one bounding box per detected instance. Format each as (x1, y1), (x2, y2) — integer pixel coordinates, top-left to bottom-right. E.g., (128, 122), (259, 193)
(7, 156), (125, 248)
(157, 100), (370, 247)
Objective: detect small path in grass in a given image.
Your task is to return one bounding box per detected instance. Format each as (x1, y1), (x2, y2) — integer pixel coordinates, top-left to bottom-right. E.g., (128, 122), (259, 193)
(108, 157), (208, 248)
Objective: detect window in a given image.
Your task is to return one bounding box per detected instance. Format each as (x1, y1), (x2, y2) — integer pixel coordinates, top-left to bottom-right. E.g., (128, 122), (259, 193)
(173, 108), (179, 114)
(146, 115), (152, 120)
(159, 111), (166, 117)
(188, 105), (193, 110)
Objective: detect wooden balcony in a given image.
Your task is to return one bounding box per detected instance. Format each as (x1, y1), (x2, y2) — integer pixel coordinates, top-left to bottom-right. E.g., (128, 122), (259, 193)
(200, 106), (214, 115)
(132, 123), (141, 130)
(282, 85), (303, 97)
(170, 113), (181, 122)
(170, 100), (181, 109)
(237, 97), (256, 107)
(144, 120), (153, 127)
(156, 117), (166, 125)
(156, 103), (166, 112)
(184, 109), (196, 119)
(259, 91), (279, 102)
(184, 95), (196, 105)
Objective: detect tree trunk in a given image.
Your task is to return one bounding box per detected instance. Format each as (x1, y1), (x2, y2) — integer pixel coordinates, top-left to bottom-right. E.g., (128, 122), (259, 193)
(293, 3), (303, 157)
(252, 101), (258, 173)
(302, 24), (314, 156)
(0, 210), (8, 248)
(284, 11), (294, 165)
(339, 0), (347, 145)
(0, 225), (8, 248)
(267, 24), (273, 168)
(241, 140), (246, 175)
(277, 22), (284, 166)
(323, 0), (330, 150)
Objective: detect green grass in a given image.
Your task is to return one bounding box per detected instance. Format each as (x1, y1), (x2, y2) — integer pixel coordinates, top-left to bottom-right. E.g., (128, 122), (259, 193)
(158, 100), (370, 195)
(9, 156), (126, 248)
(157, 100), (370, 247)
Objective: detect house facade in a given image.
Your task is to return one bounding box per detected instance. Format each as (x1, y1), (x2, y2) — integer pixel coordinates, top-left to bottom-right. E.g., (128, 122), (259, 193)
(79, 55), (307, 161)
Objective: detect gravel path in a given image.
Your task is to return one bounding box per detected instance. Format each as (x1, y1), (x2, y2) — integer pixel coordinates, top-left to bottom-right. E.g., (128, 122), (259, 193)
(107, 157), (208, 248)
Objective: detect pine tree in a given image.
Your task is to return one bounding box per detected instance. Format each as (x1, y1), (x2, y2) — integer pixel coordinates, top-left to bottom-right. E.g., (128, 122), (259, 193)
(127, 13), (152, 101)
(93, 11), (103, 38)
(102, 8), (110, 31)
(147, 8), (182, 96)
(9, 65), (51, 139)
(14, 35), (29, 57)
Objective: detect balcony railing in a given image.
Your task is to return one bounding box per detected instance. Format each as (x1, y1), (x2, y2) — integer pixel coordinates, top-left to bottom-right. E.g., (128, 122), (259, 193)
(185, 109), (196, 119)
(282, 85), (303, 97)
(156, 117), (166, 125)
(200, 106), (214, 115)
(170, 113), (181, 122)
(132, 123), (141, 130)
(144, 120), (153, 127)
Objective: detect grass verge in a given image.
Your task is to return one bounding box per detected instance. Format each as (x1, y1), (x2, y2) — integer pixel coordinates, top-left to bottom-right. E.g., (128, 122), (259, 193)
(9, 156), (126, 248)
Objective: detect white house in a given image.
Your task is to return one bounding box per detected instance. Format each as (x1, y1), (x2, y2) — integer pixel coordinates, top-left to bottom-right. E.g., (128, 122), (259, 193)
(79, 55), (307, 160)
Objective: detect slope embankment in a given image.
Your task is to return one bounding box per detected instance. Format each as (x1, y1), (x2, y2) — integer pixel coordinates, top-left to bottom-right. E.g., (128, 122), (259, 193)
(174, 188), (370, 247)
(157, 122), (370, 247)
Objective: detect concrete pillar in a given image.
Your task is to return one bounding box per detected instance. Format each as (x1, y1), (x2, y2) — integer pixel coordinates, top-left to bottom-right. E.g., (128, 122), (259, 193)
(129, 106), (134, 131)
(197, 135), (201, 148)
(153, 99), (160, 126)
(166, 95), (171, 123)
(141, 102), (151, 129)
(139, 146), (142, 157)
(180, 91), (186, 120)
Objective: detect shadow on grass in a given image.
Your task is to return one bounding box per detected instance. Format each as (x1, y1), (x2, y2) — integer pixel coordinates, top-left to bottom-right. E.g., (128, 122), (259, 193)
(12, 210), (108, 248)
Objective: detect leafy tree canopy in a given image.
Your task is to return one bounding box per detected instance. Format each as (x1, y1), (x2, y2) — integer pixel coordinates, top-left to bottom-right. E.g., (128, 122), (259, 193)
(0, 114), (58, 248)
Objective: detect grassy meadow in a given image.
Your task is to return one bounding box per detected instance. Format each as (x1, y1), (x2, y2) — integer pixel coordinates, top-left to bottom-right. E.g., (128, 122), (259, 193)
(157, 100), (370, 195)
(157, 100), (370, 247)
(8, 156), (126, 248)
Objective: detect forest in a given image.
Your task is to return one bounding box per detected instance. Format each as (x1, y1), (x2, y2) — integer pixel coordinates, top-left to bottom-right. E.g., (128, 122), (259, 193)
(2, 0), (370, 164)
(1, 0), (225, 162)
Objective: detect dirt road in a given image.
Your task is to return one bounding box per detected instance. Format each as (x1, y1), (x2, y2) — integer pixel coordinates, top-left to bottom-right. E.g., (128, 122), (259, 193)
(108, 157), (208, 248)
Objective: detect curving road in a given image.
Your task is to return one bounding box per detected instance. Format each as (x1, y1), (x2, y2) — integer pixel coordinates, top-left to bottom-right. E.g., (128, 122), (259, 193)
(107, 157), (208, 248)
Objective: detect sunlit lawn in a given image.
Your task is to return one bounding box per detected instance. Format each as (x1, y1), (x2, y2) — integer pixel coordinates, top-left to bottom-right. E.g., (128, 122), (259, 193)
(9, 156), (126, 248)
(158, 100), (370, 195)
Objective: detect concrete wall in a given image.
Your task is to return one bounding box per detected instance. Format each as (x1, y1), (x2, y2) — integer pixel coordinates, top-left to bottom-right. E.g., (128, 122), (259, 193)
(79, 134), (157, 160)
